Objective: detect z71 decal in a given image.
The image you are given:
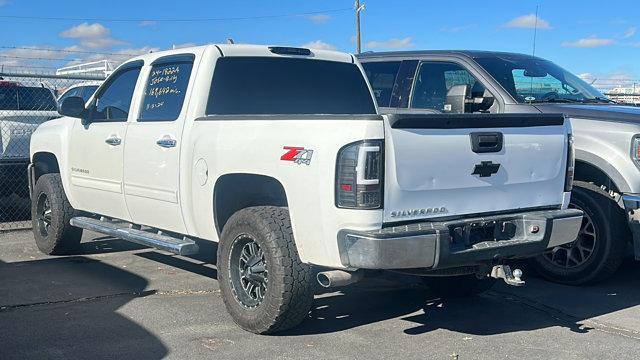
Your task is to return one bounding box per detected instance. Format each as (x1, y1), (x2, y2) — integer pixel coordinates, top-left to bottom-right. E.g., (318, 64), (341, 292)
(281, 146), (313, 165)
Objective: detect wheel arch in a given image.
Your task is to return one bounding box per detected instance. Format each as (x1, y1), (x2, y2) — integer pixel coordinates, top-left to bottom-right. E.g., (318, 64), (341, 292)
(574, 160), (621, 193)
(212, 173), (289, 236)
(32, 151), (60, 183)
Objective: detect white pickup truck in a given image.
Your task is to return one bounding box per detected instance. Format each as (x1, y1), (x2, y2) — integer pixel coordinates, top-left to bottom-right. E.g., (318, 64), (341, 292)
(29, 44), (582, 334)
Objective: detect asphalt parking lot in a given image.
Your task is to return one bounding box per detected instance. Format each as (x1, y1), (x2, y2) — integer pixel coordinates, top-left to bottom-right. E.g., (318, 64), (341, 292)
(1, 229), (639, 360)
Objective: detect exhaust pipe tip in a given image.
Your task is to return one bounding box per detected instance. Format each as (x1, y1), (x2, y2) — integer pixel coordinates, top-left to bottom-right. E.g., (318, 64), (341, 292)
(316, 270), (363, 288)
(317, 272), (333, 288)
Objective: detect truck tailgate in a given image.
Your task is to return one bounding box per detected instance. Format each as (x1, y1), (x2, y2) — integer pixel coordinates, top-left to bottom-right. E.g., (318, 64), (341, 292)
(383, 113), (569, 223)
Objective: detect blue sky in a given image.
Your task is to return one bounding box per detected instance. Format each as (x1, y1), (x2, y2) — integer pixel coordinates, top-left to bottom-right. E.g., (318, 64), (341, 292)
(1, 0), (639, 84)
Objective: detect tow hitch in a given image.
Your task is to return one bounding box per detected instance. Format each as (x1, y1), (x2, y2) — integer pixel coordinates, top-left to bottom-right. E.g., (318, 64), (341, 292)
(490, 265), (525, 286)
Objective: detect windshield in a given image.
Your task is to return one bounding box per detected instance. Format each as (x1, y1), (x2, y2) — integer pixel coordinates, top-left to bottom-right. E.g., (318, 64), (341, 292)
(474, 55), (609, 104)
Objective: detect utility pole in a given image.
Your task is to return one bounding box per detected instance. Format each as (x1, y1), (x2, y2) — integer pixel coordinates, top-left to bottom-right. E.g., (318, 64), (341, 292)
(355, 0), (365, 54)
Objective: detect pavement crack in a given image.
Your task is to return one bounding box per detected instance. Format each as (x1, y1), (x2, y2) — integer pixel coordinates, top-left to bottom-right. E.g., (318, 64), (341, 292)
(0, 288), (219, 312)
(489, 290), (640, 341)
(0, 290), (158, 312)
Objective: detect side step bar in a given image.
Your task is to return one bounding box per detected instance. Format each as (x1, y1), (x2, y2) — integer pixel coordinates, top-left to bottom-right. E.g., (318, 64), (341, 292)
(70, 216), (199, 256)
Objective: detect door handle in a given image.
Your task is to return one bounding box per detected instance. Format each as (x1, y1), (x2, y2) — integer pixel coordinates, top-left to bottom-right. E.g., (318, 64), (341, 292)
(105, 136), (122, 146)
(470, 132), (503, 153)
(156, 136), (177, 148)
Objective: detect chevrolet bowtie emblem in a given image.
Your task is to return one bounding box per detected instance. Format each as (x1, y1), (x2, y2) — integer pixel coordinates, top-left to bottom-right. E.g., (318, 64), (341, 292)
(472, 161), (500, 177)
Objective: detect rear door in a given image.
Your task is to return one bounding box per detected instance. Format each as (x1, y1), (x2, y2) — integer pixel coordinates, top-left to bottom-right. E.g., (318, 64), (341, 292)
(383, 113), (569, 223)
(123, 54), (196, 233)
(68, 61), (143, 220)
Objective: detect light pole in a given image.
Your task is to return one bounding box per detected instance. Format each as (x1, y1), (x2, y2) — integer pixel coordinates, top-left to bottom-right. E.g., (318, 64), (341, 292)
(355, 0), (365, 54)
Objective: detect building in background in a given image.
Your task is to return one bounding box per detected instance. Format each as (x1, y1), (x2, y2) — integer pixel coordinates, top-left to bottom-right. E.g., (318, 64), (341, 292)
(56, 60), (116, 78)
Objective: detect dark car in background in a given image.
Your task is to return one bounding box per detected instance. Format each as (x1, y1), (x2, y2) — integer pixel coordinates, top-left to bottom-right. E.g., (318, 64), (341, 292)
(0, 81), (58, 198)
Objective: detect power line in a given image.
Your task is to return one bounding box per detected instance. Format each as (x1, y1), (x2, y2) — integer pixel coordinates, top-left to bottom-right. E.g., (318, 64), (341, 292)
(0, 46), (138, 57)
(0, 55), (88, 62)
(0, 8), (350, 23)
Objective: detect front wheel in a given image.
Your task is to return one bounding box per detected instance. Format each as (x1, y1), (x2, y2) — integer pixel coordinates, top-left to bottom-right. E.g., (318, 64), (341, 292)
(217, 206), (313, 334)
(533, 181), (628, 285)
(31, 173), (83, 255)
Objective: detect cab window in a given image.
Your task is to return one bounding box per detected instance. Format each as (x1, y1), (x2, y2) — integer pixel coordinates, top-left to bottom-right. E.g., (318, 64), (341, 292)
(362, 61), (400, 107)
(88, 63), (142, 122)
(140, 55), (194, 122)
(411, 61), (495, 113)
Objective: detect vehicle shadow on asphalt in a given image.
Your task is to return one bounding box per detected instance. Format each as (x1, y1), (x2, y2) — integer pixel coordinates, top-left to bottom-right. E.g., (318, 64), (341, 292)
(0, 257), (168, 360)
(282, 263), (640, 336)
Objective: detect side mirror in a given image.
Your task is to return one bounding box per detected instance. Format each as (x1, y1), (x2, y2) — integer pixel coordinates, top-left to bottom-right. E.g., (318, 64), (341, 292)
(445, 84), (468, 113)
(58, 96), (86, 119)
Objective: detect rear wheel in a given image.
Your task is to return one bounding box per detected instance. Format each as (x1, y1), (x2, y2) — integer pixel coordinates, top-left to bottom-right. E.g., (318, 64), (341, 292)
(217, 206), (313, 334)
(421, 274), (496, 298)
(31, 174), (82, 255)
(533, 181), (628, 285)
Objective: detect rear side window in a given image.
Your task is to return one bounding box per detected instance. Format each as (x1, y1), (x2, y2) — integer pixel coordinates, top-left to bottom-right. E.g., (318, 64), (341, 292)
(361, 61), (400, 107)
(140, 56), (194, 122)
(207, 57), (376, 115)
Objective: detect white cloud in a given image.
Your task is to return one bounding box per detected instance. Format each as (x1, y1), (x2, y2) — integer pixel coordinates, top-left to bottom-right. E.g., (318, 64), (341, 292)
(301, 40), (337, 51)
(504, 14), (552, 29)
(59, 22), (124, 49)
(562, 36), (615, 48)
(67, 46), (160, 66)
(622, 27), (637, 38)
(308, 14), (331, 24)
(139, 20), (157, 27)
(580, 71), (635, 92)
(365, 37), (414, 50)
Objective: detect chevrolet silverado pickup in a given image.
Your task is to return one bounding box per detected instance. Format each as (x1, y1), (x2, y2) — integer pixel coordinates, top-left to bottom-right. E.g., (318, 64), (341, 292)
(29, 45), (581, 334)
(359, 50), (640, 285)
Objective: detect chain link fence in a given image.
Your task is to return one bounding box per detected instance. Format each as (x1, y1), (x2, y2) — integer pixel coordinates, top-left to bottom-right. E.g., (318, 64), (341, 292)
(0, 69), (105, 230)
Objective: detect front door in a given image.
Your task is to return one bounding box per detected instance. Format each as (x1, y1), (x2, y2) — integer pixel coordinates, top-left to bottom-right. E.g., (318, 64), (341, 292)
(123, 54), (195, 233)
(68, 62), (143, 220)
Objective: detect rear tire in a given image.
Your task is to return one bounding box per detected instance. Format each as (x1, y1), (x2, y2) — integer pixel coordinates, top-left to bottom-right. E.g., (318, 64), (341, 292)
(217, 206), (313, 334)
(31, 173), (82, 255)
(421, 274), (496, 298)
(533, 181), (628, 285)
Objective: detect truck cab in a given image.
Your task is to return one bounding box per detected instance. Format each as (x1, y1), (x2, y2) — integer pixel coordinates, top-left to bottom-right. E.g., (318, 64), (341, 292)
(358, 50), (640, 285)
(29, 45), (581, 334)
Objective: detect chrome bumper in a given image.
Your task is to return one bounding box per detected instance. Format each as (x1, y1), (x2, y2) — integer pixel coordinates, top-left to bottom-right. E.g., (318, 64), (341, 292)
(337, 209), (583, 269)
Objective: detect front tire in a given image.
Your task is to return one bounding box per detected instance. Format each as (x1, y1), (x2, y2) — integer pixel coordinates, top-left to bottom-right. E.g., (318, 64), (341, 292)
(31, 173), (82, 255)
(217, 206), (313, 334)
(533, 181), (628, 285)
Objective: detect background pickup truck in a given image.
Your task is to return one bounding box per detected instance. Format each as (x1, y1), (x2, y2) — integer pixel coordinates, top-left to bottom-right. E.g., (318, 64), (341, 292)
(358, 50), (640, 285)
(29, 44), (581, 334)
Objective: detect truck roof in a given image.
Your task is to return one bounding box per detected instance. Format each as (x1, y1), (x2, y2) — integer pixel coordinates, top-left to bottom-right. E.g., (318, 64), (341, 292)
(356, 50), (547, 61)
(122, 44), (355, 68)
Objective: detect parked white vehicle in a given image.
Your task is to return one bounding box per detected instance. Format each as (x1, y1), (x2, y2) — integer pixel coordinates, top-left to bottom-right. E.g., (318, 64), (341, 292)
(29, 44), (582, 334)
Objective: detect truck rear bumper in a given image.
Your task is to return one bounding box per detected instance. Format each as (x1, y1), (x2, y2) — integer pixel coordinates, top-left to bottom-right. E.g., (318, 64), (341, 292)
(337, 209), (583, 269)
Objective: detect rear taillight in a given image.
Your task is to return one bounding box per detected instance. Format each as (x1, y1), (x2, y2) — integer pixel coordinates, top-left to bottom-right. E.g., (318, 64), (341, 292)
(565, 134), (575, 192)
(336, 140), (384, 209)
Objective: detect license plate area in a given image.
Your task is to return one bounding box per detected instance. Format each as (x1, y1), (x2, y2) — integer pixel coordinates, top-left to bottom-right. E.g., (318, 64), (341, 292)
(449, 220), (517, 250)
